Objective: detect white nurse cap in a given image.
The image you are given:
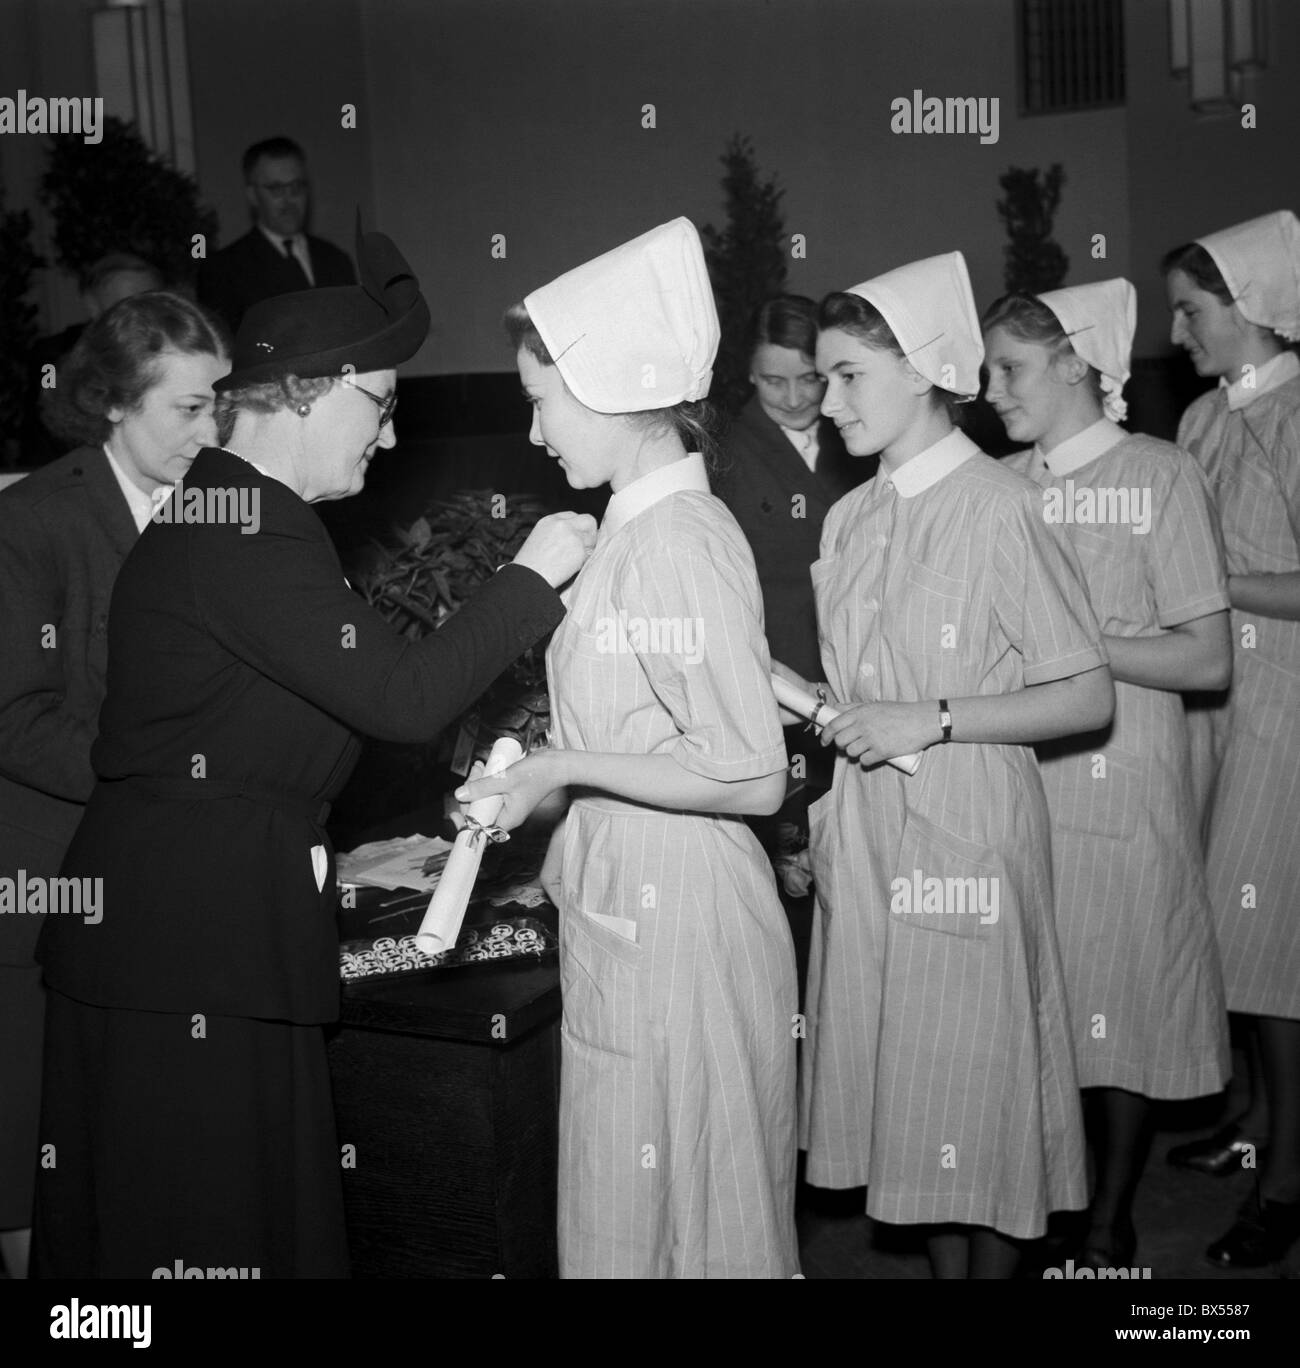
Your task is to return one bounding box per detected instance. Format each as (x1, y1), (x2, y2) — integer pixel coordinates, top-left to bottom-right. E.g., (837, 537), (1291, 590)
(846, 251), (983, 399)
(1037, 277), (1136, 423)
(523, 217), (720, 414)
(1196, 210), (1300, 343)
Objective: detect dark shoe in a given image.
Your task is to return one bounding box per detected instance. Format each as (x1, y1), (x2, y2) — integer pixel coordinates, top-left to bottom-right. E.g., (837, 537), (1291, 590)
(1076, 1216), (1137, 1271)
(1205, 1194), (1300, 1269)
(1166, 1124), (1266, 1177)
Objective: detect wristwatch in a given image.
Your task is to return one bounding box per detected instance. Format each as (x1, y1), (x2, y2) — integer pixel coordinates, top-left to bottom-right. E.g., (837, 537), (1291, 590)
(938, 698), (953, 743)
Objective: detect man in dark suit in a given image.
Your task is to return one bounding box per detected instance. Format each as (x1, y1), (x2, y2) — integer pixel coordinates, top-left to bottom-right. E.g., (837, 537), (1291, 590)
(198, 136), (356, 333)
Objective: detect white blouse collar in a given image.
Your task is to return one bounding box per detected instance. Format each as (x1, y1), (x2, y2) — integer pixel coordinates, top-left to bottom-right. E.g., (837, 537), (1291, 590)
(1035, 417), (1126, 478)
(599, 452), (709, 540)
(1220, 349), (1300, 411)
(885, 428), (979, 499)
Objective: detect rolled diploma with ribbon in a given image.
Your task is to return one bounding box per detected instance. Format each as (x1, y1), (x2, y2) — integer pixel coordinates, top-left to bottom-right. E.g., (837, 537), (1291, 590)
(770, 673), (922, 776)
(416, 736), (523, 954)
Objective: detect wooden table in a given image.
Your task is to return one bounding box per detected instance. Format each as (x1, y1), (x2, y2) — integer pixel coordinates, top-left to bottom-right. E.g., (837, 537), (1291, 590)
(326, 805), (562, 1278)
(328, 957), (560, 1278)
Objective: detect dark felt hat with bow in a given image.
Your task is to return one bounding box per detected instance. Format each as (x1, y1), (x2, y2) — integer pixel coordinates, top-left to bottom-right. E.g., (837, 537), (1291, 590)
(214, 217), (430, 391)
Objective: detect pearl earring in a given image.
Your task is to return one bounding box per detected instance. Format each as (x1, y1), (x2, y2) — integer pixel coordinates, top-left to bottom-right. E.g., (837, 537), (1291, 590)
(296, 403), (312, 417)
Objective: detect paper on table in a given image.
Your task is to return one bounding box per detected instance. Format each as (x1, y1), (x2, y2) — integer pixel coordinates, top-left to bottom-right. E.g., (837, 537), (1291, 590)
(416, 737), (524, 954)
(771, 673), (922, 776)
(334, 834), (455, 892)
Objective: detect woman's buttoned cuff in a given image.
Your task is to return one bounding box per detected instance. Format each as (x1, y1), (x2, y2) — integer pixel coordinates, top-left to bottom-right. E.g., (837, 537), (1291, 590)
(1022, 644), (1109, 687)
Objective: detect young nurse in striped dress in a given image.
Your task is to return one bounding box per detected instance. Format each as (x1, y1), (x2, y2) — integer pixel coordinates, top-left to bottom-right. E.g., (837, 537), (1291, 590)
(1161, 211), (1300, 1268)
(459, 219), (800, 1279)
(781, 251), (1115, 1278)
(982, 278), (1232, 1269)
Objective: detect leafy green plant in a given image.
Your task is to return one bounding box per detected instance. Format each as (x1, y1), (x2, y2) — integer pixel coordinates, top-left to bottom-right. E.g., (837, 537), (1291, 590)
(996, 164), (1068, 295)
(0, 177), (45, 458)
(353, 490), (553, 765)
(702, 135), (788, 415)
(40, 116), (217, 288)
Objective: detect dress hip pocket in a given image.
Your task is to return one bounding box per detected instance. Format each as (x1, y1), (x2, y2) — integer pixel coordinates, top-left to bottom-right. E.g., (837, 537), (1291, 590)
(891, 809), (1001, 939)
(560, 906), (642, 1058)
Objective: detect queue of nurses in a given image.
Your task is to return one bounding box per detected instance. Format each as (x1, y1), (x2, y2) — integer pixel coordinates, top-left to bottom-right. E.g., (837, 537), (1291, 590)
(460, 209), (1299, 1279)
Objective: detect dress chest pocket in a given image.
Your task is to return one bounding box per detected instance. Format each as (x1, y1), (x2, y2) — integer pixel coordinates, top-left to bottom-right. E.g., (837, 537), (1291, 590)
(892, 559), (968, 657)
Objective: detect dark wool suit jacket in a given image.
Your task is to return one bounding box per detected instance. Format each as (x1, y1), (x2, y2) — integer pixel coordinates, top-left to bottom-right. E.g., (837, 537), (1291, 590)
(712, 399), (876, 681)
(0, 447), (137, 966)
(198, 227), (356, 333)
(39, 449), (564, 1023)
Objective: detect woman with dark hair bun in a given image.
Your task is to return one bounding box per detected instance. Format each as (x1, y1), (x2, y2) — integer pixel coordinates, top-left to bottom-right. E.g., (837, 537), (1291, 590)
(0, 291), (229, 1278)
(1160, 212), (1300, 1270)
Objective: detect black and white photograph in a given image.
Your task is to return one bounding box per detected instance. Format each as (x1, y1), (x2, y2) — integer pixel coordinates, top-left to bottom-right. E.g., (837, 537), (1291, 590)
(0, 0), (1297, 1344)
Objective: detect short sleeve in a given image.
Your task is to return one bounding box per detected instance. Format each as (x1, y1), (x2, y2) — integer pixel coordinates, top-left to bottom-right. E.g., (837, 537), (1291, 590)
(1149, 452), (1231, 627)
(991, 487), (1108, 686)
(619, 533), (786, 782)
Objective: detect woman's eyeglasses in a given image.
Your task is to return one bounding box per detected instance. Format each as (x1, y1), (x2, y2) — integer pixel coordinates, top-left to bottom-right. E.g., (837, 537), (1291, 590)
(351, 383), (398, 429)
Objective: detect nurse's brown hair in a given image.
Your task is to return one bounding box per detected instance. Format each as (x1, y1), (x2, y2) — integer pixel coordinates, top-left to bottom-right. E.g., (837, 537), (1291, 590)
(1159, 243), (1234, 304)
(818, 291), (966, 417)
(503, 300), (720, 467)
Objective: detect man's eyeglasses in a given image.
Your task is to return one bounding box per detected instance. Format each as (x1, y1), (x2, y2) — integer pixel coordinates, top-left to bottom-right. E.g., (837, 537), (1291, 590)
(352, 382), (398, 429)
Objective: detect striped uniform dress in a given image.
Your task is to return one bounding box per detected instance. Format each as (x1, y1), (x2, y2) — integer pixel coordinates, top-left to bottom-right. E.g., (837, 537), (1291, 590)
(1177, 353), (1300, 1020)
(547, 453), (800, 1278)
(802, 429), (1101, 1240)
(1007, 422), (1231, 1097)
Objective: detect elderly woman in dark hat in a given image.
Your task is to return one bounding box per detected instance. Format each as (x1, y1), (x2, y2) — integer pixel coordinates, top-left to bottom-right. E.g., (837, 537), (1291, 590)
(32, 228), (595, 1278)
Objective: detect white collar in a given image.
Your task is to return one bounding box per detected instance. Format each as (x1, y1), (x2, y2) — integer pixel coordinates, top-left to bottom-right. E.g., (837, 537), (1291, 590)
(1219, 350), (1300, 411)
(885, 428), (979, 498)
(600, 452), (709, 541)
(102, 443), (162, 535)
(1034, 417), (1126, 478)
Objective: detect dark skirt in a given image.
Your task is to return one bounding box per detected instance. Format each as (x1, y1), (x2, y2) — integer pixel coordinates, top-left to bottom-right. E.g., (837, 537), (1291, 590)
(0, 964), (44, 1229)
(31, 989), (349, 1278)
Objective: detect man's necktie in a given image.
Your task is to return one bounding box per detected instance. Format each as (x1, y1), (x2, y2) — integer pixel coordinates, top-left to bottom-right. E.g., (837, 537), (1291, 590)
(279, 237), (310, 287)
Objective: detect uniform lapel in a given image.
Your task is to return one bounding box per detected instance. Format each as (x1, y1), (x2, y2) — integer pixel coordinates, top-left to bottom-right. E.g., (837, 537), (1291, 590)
(734, 402), (834, 517)
(80, 447), (140, 559)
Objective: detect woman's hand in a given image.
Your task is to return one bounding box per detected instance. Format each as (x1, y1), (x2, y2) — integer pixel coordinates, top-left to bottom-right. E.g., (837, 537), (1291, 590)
(770, 658), (829, 727)
(512, 512), (598, 589)
(455, 749), (569, 832)
(819, 700), (940, 766)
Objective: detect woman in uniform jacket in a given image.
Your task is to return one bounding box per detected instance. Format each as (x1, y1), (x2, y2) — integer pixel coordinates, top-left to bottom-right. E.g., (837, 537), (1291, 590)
(31, 227), (596, 1278)
(0, 293), (228, 1278)
(712, 295), (872, 686)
